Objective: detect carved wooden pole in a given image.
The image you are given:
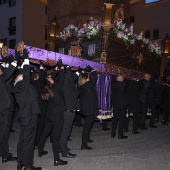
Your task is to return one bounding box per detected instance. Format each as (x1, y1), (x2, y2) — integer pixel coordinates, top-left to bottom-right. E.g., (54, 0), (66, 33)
(100, 1), (115, 64)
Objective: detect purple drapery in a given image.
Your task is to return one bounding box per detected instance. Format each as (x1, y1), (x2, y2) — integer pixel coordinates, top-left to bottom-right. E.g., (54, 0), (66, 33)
(95, 74), (113, 121)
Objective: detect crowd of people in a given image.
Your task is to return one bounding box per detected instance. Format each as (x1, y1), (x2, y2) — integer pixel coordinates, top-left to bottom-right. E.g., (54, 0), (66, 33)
(0, 42), (170, 170)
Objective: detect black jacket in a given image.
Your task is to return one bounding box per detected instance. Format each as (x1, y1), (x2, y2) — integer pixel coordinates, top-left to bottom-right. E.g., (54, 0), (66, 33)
(11, 65), (41, 118)
(47, 70), (66, 116)
(79, 71), (98, 116)
(139, 79), (151, 103)
(127, 79), (141, 108)
(62, 67), (80, 110)
(31, 69), (47, 114)
(31, 69), (46, 99)
(111, 80), (128, 108)
(0, 64), (16, 113)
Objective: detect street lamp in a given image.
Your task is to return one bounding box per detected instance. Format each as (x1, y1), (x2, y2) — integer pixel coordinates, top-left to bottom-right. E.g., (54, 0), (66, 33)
(100, 0), (115, 64)
(48, 16), (60, 51)
(161, 33), (170, 54)
(160, 34), (170, 77)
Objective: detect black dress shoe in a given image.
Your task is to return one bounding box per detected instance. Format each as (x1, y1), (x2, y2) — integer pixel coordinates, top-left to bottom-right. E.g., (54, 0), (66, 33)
(73, 122), (78, 126)
(149, 125), (157, 128)
(67, 138), (72, 141)
(102, 127), (110, 131)
(10, 128), (15, 133)
(155, 119), (159, 123)
(161, 120), (168, 125)
(24, 166), (42, 170)
(38, 151), (48, 157)
(54, 159), (68, 166)
(2, 154), (17, 163)
(81, 145), (93, 150)
(62, 152), (77, 158)
(118, 135), (128, 139)
(140, 127), (148, 130)
(111, 132), (116, 138)
(77, 123), (84, 127)
(88, 139), (93, 143)
(17, 163), (23, 170)
(132, 131), (140, 134)
(124, 129), (129, 133)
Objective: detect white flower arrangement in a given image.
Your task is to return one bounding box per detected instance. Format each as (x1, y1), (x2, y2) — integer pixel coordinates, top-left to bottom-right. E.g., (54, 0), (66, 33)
(56, 18), (102, 41)
(56, 18), (161, 56)
(112, 20), (161, 56)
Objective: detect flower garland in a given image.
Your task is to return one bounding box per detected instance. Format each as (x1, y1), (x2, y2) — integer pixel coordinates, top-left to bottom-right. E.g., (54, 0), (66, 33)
(56, 18), (161, 56)
(111, 20), (161, 56)
(56, 17), (102, 41)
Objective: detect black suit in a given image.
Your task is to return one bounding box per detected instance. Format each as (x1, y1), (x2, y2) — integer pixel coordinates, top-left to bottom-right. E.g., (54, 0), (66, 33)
(139, 79), (151, 128)
(31, 69), (47, 146)
(111, 81), (128, 137)
(127, 80), (141, 132)
(79, 71), (98, 147)
(148, 81), (158, 126)
(60, 67), (80, 155)
(38, 70), (66, 161)
(0, 64), (16, 160)
(158, 84), (170, 122)
(11, 64), (40, 168)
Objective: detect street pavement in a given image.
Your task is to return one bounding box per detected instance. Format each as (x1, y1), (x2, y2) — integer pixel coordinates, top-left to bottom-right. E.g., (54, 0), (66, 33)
(0, 116), (170, 170)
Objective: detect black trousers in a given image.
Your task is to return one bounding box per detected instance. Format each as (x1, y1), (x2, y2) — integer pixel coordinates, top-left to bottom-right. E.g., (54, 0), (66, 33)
(162, 105), (170, 122)
(59, 111), (75, 155)
(74, 112), (83, 125)
(35, 100), (47, 146)
(139, 101), (148, 128)
(148, 100), (156, 126)
(0, 110), (13, 159)
(17, 115), (38, 167)
(132, 109), (140, 132)
(111, 106), (127, 136)
(82, 115), (95, 147)
(102, 119), (110, 129)
(38, 112), (64, 161)
(124, 117), (129, 131)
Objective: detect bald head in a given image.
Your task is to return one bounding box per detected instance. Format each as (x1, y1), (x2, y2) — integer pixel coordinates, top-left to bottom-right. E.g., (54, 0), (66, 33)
(144, 74), (151, 81)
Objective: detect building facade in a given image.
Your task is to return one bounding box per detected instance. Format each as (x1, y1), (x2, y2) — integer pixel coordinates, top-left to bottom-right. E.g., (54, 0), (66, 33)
(0, 0), (47, 49)
(130, 0), (170, 43)
(47, 0), (130, 28)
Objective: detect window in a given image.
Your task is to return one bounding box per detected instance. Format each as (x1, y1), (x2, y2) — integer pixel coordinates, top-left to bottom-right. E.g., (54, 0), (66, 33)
(130, 16), (135, 23)
(0, 0), (5, 5)
(9, 39), (16, 49)
(153, 29), (159, 40)
(0, 0), (9, 4)
(145, 0), (159, 4)
(9, 0), (16, 7)
(145, 31), (150, 39)
(9, 17), (16, 35)
(45, 25), (47, 40)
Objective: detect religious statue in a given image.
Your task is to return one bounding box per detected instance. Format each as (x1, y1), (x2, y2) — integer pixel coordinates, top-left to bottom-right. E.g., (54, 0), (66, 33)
(100, 52), (107, 63)
(114, 3), (124, 21)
